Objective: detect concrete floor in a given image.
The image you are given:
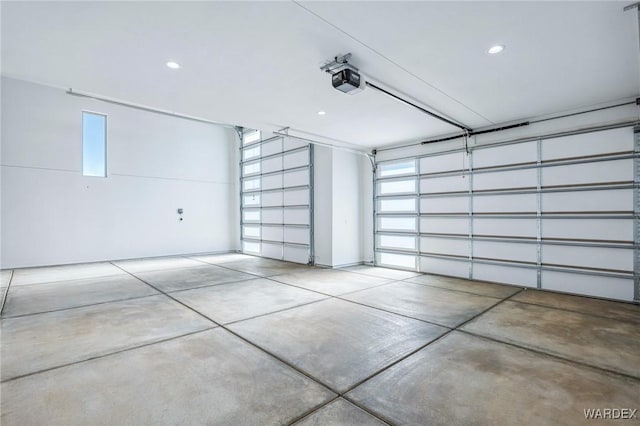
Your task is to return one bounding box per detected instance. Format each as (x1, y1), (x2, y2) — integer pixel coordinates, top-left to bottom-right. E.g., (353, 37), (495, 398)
(1, 254), (638, 425)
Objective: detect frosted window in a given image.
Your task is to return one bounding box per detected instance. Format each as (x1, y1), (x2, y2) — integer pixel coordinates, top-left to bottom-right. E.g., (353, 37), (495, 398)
(244, 194), (260, 206)
(379, 160), (416, 177)
(243, 241), (260, 253)
(243, 211), (260, 222)
(243, 146), (260, 160)
(244, 178), (260, 191)
(379, 217), (416, 231)
(380, 180), (416, 195)
(380, 198), (416, 213)
(243, 226), (260, 238)
(380, 235), (416, 250)
(379, 252), (415, 269)
(82, 112), (107, 177)
(243, 130), (261, 145)
(243, 162), (260, 175)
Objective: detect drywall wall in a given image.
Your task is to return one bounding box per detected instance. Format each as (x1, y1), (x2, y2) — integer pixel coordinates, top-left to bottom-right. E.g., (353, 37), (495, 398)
(331, 149), (365, 267)
(312, 145), (333, 266)
(312, 146), (369, 267)
(1, 77), (238, 268)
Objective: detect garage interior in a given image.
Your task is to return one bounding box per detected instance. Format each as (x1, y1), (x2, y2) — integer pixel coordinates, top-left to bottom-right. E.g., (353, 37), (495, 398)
(1, 1), (639, 425)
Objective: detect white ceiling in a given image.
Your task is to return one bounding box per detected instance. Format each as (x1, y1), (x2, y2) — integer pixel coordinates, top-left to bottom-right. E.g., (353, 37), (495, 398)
(2, 1), (638, 148)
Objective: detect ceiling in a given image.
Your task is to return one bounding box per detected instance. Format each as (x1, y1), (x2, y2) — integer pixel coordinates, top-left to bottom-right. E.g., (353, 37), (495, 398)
(2, 1), (638, 149)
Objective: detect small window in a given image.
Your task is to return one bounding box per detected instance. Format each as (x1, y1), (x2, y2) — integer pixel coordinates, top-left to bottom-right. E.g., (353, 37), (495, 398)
(243, 145), (261, 160)
(243, 178), (261, 191)
(243, 210), (261, 222)
(243, 130), (261, 145)
(379, 179), (416, 195)
(244, 194), (261, 206)
(379, 217), (417, 232)
(379, 235), (416, 250)
(379, 252), (415, 269)
(379, 160), (416, 177)
(379, 198), (416, 213)
(243, 240), (260, 253)
(82, 112), (107, 177)
(243, 161), (261, 175)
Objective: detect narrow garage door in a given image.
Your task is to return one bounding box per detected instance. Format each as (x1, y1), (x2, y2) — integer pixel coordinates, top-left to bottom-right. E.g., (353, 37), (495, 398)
(240, 130), (313, 264)
(374, 125), (639, 302)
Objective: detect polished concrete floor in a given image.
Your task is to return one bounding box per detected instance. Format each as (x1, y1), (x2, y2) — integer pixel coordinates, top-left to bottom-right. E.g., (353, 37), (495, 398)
(1, 254), (639, 425)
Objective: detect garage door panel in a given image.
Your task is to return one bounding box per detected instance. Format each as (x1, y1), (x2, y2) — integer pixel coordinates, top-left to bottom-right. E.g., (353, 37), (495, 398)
(284, 245), (309, 263)
(262, 226), (283, 242)
(542, 159), (632, 187)
(261, 191), (283, 207)
(284, 169), (309, 187)
(420, 152), (466, 174)
(420, 196), (468, 214)
(261, 242), (283, 259)
(542, 245), (633, 272)
(542, 189), (632, 212)
(420, 217), (467, 235)
(541, 271), (633, 300)
(542, 219), (632, 242)
(474, 241), (537, 263)
(284, 149), (309, 169)
(419, 256), (469, 278)
(474, 218), (537, 238)
(542, 127), (633, 161)
(283, 189), (309, 206)
(473, 263), (537, 287)
(262, 155), (283, 174)
(261, 138), (283, 156)
(261, 209), (283, 224)
(420, 175), (467, 194)
(473, 194), (537, 213)
(474, 141), (537, 168)
(262, 174), (282, 190)
(283, 208), (309, 225)
(284, 227), (309, 245)
(473, 169), (536, 191)
(420, 237), (469, 257)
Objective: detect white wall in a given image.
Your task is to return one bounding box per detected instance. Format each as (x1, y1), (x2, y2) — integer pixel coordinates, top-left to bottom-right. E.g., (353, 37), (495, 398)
(1, 77), (238, 268)
(313, 146), (371, 267)
(331, 150), (365, 267)
(312, 145), (333, 267)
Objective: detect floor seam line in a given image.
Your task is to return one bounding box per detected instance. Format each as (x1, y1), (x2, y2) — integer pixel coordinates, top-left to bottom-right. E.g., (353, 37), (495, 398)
(0, 326), (217, 384)
(110, 262), (343, 397)
(505, 298), (640, 325)
(399, 277), (520, 300)
(332, 296), (454, 329)
(458, 329), (640, 382)
(1, 292), (161, 319)
(0, 269), (14, 315)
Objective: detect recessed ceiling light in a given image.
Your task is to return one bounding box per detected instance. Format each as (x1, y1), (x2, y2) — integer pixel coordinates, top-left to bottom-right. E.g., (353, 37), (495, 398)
(488, 45), (505, 55)
(166, 61), (181, 69)
(317, 111), (326, 116)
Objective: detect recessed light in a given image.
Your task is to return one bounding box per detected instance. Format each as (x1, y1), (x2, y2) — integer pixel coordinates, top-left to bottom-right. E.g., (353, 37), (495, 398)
(166, 61), (181, 69)
(488, 45), (505, 55)
(317, 111), (326, 116)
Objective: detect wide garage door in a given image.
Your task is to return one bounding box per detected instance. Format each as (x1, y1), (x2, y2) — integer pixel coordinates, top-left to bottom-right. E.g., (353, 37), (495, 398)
(374, 125), (639, 302)
(240, 130), (313, 264)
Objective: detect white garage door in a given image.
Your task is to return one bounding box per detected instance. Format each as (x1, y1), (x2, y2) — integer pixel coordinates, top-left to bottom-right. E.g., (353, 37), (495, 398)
(374, 125), (638, 302)
(240, 130), (313, 264)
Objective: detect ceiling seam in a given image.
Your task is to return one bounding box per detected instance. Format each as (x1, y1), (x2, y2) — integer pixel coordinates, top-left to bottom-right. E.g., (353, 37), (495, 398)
(292, 0), (496, 125)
